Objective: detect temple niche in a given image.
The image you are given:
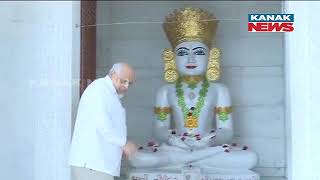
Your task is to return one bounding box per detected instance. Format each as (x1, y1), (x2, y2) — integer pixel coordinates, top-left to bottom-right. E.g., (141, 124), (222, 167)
(95, 2), (285, 180)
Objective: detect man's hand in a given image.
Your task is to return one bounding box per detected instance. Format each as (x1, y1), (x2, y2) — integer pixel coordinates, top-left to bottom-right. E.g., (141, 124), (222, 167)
(123, 141), (138, 159)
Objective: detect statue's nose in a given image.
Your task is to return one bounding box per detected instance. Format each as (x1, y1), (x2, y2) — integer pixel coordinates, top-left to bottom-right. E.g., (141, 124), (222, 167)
(188, 54), (196, 63)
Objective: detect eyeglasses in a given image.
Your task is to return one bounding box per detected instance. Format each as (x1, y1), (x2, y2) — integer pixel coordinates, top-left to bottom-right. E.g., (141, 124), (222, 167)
(114, 74), (133, 88)
(119, 78), (133, 88)
(113, 72), (134, 88)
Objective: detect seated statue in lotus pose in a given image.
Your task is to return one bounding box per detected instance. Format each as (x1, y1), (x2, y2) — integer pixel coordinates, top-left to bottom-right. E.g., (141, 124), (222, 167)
(129, 7), (258, 177)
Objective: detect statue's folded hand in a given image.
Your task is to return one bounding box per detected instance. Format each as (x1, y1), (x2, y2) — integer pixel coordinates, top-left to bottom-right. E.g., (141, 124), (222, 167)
(167, 131), (217, 150)
(183, 132), (216, 149)
(167, 134), (190, 150)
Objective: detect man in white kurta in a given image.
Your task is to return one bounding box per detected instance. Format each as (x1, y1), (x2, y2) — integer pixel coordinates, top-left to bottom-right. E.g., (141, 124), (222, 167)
(69, 63), (137, 180)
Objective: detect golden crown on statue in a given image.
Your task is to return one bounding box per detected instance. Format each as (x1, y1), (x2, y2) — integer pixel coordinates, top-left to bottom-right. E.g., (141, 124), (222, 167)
(163, 7), (219, 48)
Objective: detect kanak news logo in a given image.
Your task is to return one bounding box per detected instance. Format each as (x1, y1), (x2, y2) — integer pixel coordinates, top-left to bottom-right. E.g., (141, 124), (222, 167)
(248, 14), (294, 32)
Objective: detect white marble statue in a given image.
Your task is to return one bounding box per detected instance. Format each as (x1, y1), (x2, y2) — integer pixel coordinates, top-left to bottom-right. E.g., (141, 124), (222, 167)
(128, 7), (259, 180)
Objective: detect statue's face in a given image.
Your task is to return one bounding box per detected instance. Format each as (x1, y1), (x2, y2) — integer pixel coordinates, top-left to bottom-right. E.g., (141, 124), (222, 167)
(175, 41), (209, 76)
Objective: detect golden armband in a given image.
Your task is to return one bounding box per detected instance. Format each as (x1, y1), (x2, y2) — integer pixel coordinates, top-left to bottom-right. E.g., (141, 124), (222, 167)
(154, 107), (171, 121)
(214, 106), (232, 122)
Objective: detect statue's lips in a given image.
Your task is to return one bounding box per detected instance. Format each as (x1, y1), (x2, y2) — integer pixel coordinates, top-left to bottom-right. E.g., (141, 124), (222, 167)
(185, 65), (197, 69)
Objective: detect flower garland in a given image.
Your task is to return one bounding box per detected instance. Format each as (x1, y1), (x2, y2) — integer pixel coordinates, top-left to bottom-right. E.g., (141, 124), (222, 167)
(176, 78), (209, 128)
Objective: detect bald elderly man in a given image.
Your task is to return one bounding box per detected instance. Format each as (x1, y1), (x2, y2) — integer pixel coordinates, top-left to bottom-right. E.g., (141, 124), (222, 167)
(69, 63), (138, 180)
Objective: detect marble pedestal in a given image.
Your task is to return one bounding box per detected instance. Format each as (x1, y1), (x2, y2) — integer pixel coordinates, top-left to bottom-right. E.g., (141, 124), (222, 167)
(126, 166), (260, 180)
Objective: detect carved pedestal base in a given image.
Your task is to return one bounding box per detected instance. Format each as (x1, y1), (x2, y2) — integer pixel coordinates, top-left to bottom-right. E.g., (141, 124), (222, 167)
(126, 167), (260, 180)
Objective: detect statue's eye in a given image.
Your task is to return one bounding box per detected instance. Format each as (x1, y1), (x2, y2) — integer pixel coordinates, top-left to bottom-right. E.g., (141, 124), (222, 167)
(177, 50), (188, 56)
(194, 49), (205, 55)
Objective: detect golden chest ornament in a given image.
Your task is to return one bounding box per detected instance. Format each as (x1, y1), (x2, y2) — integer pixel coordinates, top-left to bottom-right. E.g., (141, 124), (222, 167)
(185, 115), (198, 128)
